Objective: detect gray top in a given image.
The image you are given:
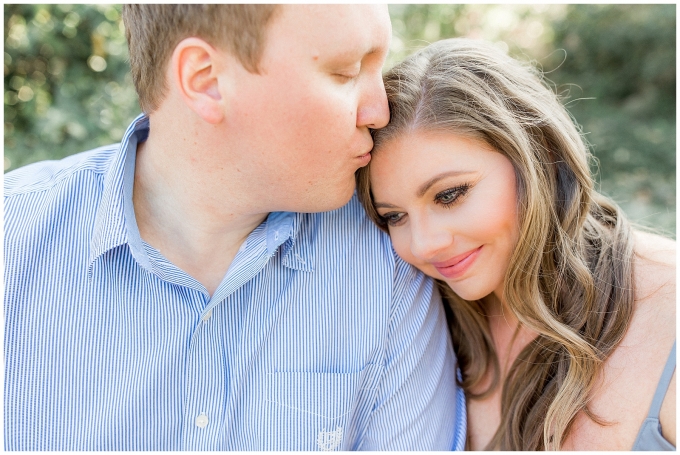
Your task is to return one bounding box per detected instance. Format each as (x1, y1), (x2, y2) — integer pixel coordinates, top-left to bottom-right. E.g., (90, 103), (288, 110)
(632, 340), (676, 451)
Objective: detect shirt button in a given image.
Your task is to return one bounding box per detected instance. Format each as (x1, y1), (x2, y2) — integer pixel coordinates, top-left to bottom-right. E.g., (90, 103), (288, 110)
(202, 310), (212, 322)
(195, 413), (209, 429)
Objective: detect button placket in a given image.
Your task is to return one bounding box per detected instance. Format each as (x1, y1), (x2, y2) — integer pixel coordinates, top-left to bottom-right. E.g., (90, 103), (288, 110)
(181, 221), (285, 449)
(182, 300), (226, 450)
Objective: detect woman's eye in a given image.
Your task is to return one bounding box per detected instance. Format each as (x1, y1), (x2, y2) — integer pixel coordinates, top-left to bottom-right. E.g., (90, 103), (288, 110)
(435, 184), (470, 206)
(381, 211), (406, 227)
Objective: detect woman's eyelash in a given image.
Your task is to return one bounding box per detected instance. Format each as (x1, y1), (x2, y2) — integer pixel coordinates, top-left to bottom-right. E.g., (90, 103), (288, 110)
(378, 182), (472, 227)
(380, 211), (405, 227)
(435, 183), (471, 206)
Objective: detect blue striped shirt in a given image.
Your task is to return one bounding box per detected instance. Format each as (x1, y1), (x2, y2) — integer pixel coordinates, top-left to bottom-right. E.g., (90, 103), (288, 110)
(4, 115), (466, 451)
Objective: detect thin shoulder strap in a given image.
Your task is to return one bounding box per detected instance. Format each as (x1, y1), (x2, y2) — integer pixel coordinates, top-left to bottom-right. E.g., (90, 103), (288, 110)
(647, 340), (676, 419)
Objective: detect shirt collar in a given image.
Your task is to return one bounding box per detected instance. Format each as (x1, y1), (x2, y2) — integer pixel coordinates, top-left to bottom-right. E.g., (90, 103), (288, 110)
(89, 114), (150, 271)
(89, 114), (315, 274)
(278, 212), (315, 272)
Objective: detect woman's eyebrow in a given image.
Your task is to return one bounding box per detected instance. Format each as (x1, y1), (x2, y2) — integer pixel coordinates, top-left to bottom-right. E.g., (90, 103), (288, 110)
(374, 201), (398, 209)
(417, 171), (476, 197)
(373, 170), (476, 209)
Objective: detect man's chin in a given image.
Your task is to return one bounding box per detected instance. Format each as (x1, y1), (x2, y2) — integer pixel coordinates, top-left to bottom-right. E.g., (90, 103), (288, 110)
(291, 183), (356, 213)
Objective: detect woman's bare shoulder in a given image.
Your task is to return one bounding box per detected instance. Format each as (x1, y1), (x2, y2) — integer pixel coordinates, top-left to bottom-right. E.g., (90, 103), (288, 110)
(633, 229), (675, 262)
(566, 230), (675, 450)
(629, 230), (675, 445)
(632, 230), (675, 305)
(626, 230), (675, 348)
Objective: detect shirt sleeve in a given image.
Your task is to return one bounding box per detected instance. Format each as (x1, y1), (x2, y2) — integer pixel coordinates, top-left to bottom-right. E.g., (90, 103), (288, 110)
(359, 256), (463, 450)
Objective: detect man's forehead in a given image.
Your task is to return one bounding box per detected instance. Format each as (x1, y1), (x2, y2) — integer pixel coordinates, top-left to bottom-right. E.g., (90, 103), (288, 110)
(272, 4), (391, 51)
(279, 4), (389, 21)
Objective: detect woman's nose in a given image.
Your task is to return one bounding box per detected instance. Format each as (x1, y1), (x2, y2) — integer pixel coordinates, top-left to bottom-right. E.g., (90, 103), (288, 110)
(408, 216), (454, 262)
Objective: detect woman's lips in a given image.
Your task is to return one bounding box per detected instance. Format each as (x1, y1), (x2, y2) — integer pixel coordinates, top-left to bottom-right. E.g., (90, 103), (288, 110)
(433, 246), (483, 279)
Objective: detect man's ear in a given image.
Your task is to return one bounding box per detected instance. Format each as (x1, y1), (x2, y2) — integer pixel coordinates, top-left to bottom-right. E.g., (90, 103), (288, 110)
(169, 37), (226, 124)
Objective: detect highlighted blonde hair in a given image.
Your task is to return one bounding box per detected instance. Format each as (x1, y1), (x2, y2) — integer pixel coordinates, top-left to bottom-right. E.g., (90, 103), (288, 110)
(356, 38), (635, 450)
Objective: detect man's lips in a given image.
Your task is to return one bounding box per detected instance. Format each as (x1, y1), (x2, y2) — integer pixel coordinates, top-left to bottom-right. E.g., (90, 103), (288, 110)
(433, 246), (483, 279)
(356, 151), (371, 165)
(355, 140), (373, 162)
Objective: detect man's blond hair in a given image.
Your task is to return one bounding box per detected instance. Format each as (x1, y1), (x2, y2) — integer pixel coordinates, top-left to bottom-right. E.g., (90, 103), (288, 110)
(122, 5), (279, 113)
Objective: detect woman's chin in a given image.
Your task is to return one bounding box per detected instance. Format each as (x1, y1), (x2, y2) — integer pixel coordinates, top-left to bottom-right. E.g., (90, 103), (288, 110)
(443, 280), (490, 302)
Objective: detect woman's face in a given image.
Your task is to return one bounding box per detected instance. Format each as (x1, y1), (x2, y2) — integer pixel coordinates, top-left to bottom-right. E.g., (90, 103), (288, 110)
(370, 130), (520, 302)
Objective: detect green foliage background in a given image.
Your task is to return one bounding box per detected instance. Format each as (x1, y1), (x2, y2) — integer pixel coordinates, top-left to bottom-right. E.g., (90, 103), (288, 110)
(4, 4), (676, 235)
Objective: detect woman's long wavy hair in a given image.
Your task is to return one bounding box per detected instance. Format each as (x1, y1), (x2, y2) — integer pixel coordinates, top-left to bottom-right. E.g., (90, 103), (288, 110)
(356, 38), (635, 450)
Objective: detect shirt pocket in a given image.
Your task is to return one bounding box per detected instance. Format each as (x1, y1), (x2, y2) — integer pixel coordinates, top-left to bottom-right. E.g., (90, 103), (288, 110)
(262, 368), (374, 451)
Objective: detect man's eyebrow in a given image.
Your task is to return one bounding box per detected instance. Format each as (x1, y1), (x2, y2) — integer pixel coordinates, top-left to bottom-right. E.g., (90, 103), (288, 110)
(417, 171), (476, 197)
(334, 45), (383, 61)
(365, 45), (383, 56)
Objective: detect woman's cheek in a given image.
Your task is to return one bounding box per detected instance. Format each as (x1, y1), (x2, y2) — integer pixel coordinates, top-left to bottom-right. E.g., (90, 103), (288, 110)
(388, 226), (408, 258)
(390, 226), (421, 268)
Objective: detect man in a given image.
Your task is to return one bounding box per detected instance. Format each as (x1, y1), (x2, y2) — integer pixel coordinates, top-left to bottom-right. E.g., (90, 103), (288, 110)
(4, 5), (463, 450)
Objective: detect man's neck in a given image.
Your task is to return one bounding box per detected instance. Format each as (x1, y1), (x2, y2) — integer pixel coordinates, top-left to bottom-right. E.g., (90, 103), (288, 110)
(132, 123), (267, 297)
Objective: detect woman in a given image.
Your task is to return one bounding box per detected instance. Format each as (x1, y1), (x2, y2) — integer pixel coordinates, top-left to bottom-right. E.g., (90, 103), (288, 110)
(356, 38), (676, 450)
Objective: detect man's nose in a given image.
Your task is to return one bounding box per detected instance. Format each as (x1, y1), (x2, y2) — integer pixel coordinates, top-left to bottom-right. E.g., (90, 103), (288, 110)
(408, 216), (454, 262)
(357, 77), (389, 130)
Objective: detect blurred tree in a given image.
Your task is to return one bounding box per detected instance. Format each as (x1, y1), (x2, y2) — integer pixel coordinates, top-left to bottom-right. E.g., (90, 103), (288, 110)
(4, 4), (676, 234)
(4, 4), (138, 172)
(547, 5), (676, 234)
(387, 4), (565, 69)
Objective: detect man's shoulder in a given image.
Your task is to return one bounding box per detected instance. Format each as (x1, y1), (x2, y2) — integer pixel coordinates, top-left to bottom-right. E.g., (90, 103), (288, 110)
(305, 193), (392, 253)
(4, 144), (119, 199)
(302, 194), (423, 287)
(4, 144), (120, 244)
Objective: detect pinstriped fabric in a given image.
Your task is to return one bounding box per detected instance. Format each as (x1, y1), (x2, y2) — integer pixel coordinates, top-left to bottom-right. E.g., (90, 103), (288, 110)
(453, 368), (468, 450)
(5, 115), (463, 450)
